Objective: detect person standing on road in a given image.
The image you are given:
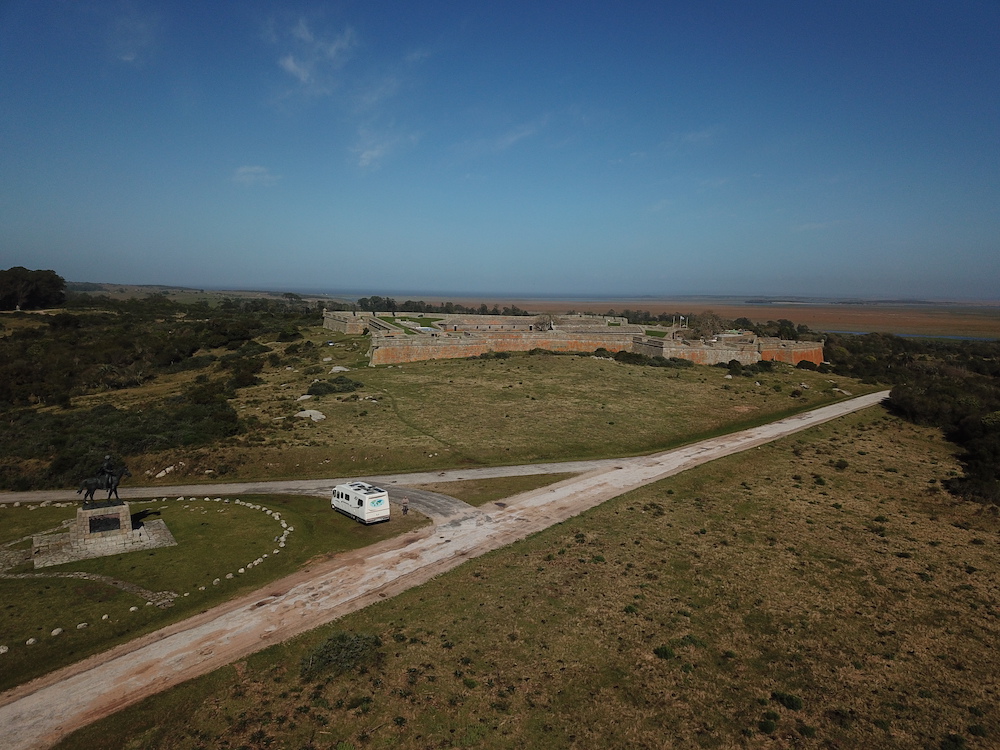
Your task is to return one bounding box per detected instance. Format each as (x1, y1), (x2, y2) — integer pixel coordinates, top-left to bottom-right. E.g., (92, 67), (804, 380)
(402, 496), (409, 515)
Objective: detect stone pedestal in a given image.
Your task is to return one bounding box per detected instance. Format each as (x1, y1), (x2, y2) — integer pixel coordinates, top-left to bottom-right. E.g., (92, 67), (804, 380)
(32, 502), (177, 568)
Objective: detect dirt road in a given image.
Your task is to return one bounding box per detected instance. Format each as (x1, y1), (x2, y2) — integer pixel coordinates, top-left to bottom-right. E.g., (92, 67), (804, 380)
(0, 391), (889, 750)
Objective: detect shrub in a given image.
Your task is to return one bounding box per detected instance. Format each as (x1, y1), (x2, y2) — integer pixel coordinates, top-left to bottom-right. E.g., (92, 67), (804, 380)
(300, 631), (384, 680)
(308, 376), (363, 396)
(772, 691), (804, 710)
(653, 645), (675, 660)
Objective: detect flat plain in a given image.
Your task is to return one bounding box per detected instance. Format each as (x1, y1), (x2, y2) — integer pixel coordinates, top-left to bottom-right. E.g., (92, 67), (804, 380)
(53, 406), (1000, 750)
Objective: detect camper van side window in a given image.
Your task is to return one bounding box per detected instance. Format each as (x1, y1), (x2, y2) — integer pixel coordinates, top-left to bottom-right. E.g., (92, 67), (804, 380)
(357, 499), (363, 507)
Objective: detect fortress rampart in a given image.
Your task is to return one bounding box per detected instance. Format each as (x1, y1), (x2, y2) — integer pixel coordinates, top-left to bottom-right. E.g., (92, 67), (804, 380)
(322, 310), (824, 367)
(633, 335), (824, 366)
(368, 330), (639, 365)
(322, 311), (381, 334)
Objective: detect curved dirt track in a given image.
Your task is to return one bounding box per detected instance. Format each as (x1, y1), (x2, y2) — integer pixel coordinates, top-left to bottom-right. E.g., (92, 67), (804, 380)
(0, 392), (889, 750)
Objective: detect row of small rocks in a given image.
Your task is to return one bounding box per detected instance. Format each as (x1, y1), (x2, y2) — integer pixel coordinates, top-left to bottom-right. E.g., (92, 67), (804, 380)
(0, 496), (293, 655)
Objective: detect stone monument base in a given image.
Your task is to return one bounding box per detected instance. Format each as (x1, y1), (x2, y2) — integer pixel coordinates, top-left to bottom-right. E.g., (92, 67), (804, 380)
(32, 501), (177, 569)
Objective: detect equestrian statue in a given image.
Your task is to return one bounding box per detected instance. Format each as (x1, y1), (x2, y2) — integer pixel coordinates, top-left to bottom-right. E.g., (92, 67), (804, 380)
(77, 456), (132, 503)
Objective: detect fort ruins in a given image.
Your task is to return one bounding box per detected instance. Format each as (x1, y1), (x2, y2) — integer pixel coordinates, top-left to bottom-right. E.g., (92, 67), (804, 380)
(323, 311), (825, 367)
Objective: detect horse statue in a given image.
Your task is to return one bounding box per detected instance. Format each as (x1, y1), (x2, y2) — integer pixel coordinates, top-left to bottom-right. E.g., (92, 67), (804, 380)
(77, 465), (132, 503)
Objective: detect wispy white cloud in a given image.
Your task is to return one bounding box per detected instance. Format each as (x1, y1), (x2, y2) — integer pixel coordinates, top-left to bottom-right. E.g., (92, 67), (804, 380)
(232, 166), (280, 186)
(405, 48), (432, 64)
(495, 122), (541, 151)
(354, 75), (401, 113)
(452, 116), (550, 162)
(679, 127), (716, 144)
(278, 54), (310, 83)
(270, 17), (357, 96)
(353, 131), (420, 169)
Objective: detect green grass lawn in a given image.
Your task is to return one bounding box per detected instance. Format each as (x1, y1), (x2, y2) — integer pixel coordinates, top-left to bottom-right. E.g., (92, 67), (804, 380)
(56, 407), (1000, 750)
(0, 495), (429, 693)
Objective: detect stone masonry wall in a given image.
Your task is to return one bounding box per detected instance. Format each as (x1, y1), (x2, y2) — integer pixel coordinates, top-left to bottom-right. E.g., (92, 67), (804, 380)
(758, 339), (825, 366)
(632, 337), (762, 366)
(632, 336), (824, 367)
(322, 311), (379, 334)
(369, 331), (638, 365)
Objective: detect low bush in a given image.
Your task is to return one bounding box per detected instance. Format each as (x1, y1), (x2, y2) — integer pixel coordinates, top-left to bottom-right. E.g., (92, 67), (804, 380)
(772, 691), (804, 710)
(307, 376), (363, 396)
(300, 631), (384, 680)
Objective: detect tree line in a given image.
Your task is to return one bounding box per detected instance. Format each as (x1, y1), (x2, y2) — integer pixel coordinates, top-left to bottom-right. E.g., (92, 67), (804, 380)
(355, 296), (531, 316)
(611, 308), (815, 340)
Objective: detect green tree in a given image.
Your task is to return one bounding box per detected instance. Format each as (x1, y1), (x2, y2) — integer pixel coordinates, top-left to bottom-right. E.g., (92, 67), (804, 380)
(0, 267), (66, 310)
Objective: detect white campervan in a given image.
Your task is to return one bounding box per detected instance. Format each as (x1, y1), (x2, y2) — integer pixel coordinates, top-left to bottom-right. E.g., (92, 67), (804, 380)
(331, 481), (391, 524)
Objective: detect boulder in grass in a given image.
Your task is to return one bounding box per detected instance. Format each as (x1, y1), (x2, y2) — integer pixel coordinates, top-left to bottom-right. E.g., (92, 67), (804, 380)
(295, 409), (326, 421)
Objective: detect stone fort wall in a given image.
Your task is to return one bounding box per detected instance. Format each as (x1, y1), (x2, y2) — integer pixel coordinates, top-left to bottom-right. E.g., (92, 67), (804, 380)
(322, 311), (824, 367)
(633, 336), (824, 366)
(368, 330), (639, 365)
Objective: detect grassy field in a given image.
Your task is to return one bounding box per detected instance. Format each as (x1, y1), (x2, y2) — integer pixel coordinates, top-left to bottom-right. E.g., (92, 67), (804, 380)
(89, 326), (874, 487)
(56, 406), (1000, 749)
(0, 495), (429, 693)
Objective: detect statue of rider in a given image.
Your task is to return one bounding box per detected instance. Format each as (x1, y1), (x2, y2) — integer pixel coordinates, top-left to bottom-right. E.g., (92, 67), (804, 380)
(97, 455), (114, 489)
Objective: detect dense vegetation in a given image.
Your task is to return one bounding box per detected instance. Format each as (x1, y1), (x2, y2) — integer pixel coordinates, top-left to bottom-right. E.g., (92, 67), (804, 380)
(0, 292), (322, 489)
(0, 267), (66, 310)
(825, 332), (1000, 503)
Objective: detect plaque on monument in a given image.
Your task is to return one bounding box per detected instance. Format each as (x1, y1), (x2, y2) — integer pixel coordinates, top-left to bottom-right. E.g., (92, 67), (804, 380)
(89, 513), (122, 534)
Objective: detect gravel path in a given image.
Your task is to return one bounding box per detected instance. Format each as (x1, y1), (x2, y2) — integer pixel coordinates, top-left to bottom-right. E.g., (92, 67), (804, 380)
(0, 392), (889, 750)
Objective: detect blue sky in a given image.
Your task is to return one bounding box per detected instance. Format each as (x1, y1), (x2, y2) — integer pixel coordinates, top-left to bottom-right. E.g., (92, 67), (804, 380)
(1, 2), (998, 299)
